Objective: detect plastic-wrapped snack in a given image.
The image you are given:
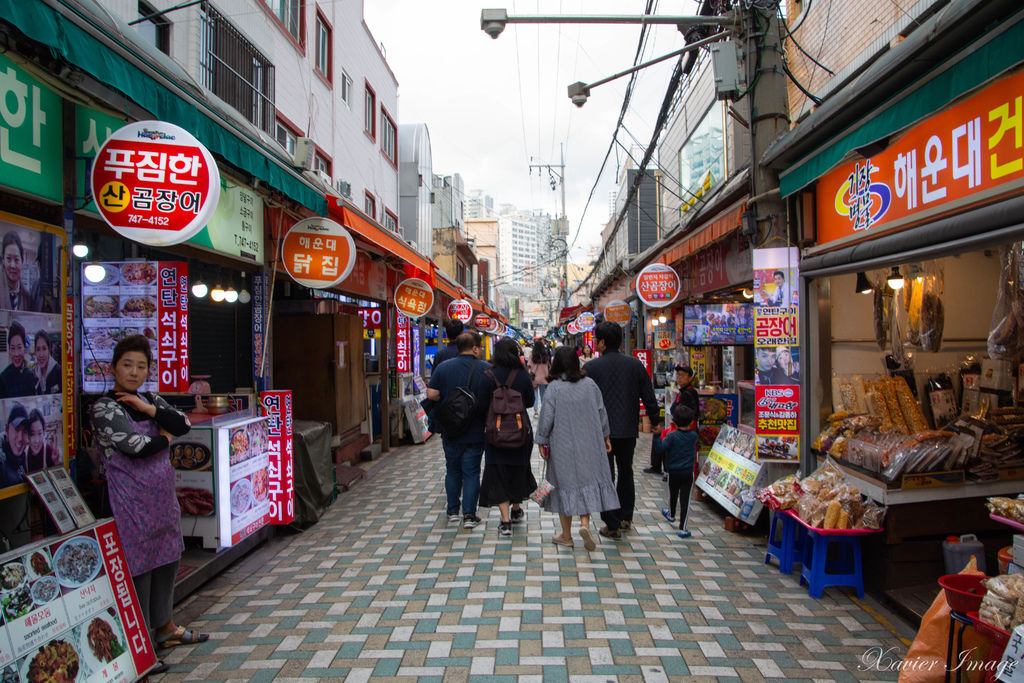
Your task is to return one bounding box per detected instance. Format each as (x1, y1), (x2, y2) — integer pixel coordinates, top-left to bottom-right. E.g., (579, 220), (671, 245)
(892, 375), (930, 433)
(802, 459), (845, 492)
(987, 497), (1024, 524)
(796, 495), (826, 528)
(823, 500), (842, 529)
(812, 423), (840, 452)
(857, 503), (886, 529)
(841, 496), (864, 526)
(980, 575), (1024, 630)
(876, 378), (909, 434)
(828, 436), (849, 459)
(920, 275), (944, 352)
(864, 389), (895, 432)
(757, 475), (800, 510)
(988, 244), (1024, 360)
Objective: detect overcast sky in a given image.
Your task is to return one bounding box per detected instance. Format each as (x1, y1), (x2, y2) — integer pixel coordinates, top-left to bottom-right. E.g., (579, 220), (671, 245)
(362, 1), (703, 262)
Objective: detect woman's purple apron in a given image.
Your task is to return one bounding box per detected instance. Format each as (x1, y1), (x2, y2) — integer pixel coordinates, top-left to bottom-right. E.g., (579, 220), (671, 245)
(106, 408), (183, 577)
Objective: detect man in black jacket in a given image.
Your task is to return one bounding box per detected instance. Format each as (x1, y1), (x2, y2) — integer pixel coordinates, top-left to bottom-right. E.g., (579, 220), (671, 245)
(432, 318), (465, 369)
(644, 365), (699, 475)
(583, 322), (661, 539)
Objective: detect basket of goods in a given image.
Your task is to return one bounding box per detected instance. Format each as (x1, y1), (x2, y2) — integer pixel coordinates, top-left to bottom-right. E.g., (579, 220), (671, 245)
(938, 573), (987, 613)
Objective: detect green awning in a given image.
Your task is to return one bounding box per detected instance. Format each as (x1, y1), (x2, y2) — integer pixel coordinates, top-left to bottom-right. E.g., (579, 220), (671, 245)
(780, 17), (1024, 197)
(0, 0), (327, 215)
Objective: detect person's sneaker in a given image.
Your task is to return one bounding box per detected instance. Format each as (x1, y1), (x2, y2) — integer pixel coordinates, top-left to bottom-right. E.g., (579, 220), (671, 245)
(677, 529), (692, 539)
(499, 521), (513, 536)
(510, 507), (525, 524)
(598, 525), (621, 539)
(661, 507), (676, 523)
(662, 473), (668, 482)
(463, 514), (481, 529)
(642, 467), (662, 475)
(448, 513), (461, 523)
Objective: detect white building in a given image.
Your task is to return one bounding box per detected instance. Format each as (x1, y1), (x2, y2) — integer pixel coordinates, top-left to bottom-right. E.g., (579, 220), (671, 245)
(497, 209), (551, 295)
(398, 123), (433, 255)
(465, 189), (494, 219)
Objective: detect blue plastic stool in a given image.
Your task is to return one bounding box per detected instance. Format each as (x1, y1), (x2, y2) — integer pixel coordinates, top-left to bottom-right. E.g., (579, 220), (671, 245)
(765, 510), (804, 574)
(799, 528), (865, 598)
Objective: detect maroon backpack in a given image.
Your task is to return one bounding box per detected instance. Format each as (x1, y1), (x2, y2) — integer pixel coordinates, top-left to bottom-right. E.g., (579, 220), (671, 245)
(484, 368), (532, 448)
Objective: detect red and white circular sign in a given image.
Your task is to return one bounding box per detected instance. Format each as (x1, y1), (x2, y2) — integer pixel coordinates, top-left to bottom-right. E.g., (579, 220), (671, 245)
(603, 299), (631, 324)
(395, 278), (434, 319)
(90, 121), (220, 246)
(281, 218), (357, 289)
(447, 299), (473, 323)
(486, 318), (502, 334)
(576, 312), (596, 331)
(635, 263), (680, 308)
(474, 314), (491, 330)
(566, 320), (580, 335)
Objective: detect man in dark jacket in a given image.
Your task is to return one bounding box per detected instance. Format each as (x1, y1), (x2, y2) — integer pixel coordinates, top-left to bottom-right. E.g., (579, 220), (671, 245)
(432, 318), (465, 369)
(583, 322), (660, 539)
(644, 365), (699, 475)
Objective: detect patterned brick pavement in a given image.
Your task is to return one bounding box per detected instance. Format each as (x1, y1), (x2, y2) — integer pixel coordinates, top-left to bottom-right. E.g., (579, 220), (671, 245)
(161, 434), (911, 682)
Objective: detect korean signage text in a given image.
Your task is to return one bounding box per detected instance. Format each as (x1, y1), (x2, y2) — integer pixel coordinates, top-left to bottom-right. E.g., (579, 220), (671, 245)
(635, 263), (680, 307)
(394, 278), (433, 319)
(260, 390), (295, 525)
(281, 217), (357, 289)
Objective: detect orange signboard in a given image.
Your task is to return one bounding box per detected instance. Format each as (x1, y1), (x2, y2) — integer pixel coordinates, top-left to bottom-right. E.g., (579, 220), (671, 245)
(635, 263), (680, 308)
(281, 217), (357, 289)
(394, 278), (433, 319)
(817, 70), (1024, 247)
(603, 299), (631, 324)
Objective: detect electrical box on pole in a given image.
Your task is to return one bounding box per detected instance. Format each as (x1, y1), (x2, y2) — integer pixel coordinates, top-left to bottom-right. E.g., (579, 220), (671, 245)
(710, 40), (740, 101)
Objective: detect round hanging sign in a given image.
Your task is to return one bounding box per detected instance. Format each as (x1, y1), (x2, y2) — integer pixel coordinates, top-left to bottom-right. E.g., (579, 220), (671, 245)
(486, 318), (502, 334)
(566, 320), (580, 335)
(447, 299), (473, 323)
(576, 312), (596, 330)
(394, 278), (434, 319)
(635, 263), (681, 308)
(474, 314), (491, 330)
(603, 299), (631, 324)
(90, 121), (220, 246)
(280, 217), (357, 289)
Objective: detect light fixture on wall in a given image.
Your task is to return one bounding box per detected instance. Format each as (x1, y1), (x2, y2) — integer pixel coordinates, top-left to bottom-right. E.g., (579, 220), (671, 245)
(855, 272), (873, 294)
(886, 266), (905, 290)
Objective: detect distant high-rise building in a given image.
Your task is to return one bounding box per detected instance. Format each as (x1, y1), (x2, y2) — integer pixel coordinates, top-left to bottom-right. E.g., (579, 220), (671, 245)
(398, 123), (433, 255)
(497, 209), (551, 294)
(465, 189), (494, 219)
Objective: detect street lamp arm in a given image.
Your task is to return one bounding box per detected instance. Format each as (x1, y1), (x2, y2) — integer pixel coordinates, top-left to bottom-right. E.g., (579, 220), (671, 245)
(481, 9), (732, 38)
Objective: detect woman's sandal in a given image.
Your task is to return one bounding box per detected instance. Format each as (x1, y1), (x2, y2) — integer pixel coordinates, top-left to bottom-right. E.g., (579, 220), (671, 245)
(157, 625), (210, 649)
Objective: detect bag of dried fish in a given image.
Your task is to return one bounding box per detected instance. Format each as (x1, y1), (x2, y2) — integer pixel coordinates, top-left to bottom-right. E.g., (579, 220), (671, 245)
(873, 286), (889, 350)
(988, 244), (1024, 360)
(920, 270), (945, 352)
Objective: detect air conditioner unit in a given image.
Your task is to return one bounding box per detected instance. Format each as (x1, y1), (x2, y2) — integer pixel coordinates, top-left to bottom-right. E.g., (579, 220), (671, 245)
(335, 179), (352, 198)
(292, 136), (314, 170)
(314, 169), (332, 188)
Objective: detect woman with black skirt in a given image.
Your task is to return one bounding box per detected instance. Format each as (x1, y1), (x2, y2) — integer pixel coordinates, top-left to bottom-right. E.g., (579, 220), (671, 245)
(477, 337), (537, 537)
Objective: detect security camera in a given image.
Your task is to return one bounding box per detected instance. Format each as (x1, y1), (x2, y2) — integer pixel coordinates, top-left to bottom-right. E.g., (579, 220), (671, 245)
(567, 82), (590, 108)
(481, 9), (507, 39)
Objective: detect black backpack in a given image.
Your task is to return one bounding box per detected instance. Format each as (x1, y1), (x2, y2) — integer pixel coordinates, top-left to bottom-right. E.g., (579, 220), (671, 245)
(433, 360), (479, 437)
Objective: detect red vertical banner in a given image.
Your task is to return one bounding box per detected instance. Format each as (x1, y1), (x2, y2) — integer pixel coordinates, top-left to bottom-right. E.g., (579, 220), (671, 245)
(634, 349), (652, 417)
(396, 313), (410, 373)
(95, 520), (158, 676)
(156, 261), (189, 391)
(63, 298), (75, 466)
(583, 330), (594, 351)
(260, 390), (295, 525)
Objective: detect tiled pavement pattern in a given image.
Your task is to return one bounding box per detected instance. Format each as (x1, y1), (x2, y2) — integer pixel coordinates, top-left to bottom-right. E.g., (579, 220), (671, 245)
(163, 434), (912, 682)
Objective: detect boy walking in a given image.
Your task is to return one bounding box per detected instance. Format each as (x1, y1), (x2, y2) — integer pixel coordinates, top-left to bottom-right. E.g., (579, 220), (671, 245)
(655, 404), (698, 539)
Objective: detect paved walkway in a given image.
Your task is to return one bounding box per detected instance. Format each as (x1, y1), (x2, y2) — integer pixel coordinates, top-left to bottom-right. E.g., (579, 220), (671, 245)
(162, 434), (911, 682)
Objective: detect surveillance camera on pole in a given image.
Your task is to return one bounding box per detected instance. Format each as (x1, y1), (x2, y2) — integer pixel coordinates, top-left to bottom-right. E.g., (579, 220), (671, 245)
(567, 82), (590, 108)
(481, 9), (508, 38)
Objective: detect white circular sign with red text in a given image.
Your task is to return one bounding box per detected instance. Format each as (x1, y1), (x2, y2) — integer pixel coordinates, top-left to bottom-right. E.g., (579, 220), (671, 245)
(447, 299), (473, 323)
(474, 314), (491, 330)
(635, 263), (681, 308)
(91, 121), (220, 246)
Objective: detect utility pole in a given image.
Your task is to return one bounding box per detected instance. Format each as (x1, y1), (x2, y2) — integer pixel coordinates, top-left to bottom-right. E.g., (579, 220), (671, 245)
(529, 144), (569, 317)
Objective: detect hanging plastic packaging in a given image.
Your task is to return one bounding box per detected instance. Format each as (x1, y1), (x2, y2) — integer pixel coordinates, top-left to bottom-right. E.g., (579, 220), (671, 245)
(988, 243), (1024, 360)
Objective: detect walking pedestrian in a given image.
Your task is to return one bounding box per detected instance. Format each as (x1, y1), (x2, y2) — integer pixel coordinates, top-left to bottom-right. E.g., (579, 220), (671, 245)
(526, 340), (550, 418)
(583, 322), (660, 539)
(425, 331), (489, 529)
(644, 364), (698, 475)
(655, 403), (698, 539)
(535, 346), (616, 551)
(478, 338), (536, 536)
(432, 318), (464, 368)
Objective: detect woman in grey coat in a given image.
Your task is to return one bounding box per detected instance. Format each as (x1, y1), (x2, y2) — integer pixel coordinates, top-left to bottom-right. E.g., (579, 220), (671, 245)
(535, 346), (617, 550)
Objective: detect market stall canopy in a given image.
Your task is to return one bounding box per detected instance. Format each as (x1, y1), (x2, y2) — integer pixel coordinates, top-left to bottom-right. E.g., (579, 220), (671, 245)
(558, 305), (588, 325)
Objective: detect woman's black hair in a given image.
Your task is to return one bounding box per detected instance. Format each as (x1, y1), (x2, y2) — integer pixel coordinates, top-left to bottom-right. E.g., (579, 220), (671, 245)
(112, 334), (153, 367)
(25, 408), (45, 433)
(530, 340), (550, 364)
(34, 330), (50, 352)
(8, 322), (26, 349)
(549, 346), (584, 383)
(492, 337), (524, 370)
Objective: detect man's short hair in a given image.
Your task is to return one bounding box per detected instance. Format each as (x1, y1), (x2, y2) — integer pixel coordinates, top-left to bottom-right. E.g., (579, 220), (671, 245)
(443, 318), (465, 341)
(594, 321), (622, 351)
(456, 330), (481, 352)
(773, 270), (785, 280)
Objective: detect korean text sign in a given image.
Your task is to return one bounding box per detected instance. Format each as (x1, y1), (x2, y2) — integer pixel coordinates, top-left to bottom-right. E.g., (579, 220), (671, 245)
(394, 278), (433, 319)
(603, 299), (631, 324)
(260, 390), (295, 525)
(91, 121), (220, 246)
(0, 53), (62, 201)
(817, 69), (1024, 246)
(635, 263), (680, 307)
(396, 313), (411, 373)
(447, 299), (473, 323)
(281, 217), (357, 289)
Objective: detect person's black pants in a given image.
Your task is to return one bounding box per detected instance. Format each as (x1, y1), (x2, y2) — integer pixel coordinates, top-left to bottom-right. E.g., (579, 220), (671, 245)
(668, 472), (695, 530)
(600, 437), (637, 531)
(647, 438), (662, 473)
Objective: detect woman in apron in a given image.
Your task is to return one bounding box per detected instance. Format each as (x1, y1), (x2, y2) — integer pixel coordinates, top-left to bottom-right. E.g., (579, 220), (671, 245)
(91, 335), (209, 675)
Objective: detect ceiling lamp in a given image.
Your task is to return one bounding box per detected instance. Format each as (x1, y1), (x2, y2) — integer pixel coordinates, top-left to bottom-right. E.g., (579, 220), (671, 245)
(191, 281), (208, 298)
(855, 272), (873, 294)
(210, 282), (226, 302)
(658, 314), (667, 323)
(238, 273), (251, 304)
(886, 267), (905, 290)
(651, 318), (659, 327)
(72, 243), (89, 258)
(224, 286), (239, 303)
(83, 262), (106, 283)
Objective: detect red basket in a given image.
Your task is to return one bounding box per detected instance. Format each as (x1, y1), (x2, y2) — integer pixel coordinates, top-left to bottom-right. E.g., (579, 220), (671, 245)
(938, 574), (987, 613)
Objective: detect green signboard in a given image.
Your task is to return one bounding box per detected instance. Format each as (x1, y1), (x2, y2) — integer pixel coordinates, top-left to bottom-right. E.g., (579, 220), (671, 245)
(0, 53), (62, 201)
(74, 105), (125, 213)
(187, 182), (264, 264)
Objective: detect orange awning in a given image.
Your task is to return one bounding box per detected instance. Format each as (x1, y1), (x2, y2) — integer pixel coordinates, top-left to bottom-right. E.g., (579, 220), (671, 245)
(328, 199), (435, 284)
(656, 198), (746, 266)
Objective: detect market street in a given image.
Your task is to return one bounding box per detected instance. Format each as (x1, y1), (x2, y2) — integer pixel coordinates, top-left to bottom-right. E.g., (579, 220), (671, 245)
(161, 434), (911, 682)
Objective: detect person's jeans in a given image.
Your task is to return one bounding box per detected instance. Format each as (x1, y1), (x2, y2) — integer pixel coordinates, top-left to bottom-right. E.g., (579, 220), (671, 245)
(600, 437), (637, 531)
(535, 384), (547, 411)
(442, 441), (484, 516)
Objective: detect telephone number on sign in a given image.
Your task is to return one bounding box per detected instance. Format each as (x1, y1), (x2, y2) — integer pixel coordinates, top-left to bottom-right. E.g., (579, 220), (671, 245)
(127, 215), (170, 226)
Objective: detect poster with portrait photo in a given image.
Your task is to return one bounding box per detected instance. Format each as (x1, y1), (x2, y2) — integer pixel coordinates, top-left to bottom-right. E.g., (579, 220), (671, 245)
(751, 247), (799, 309)
(754, 345), (800, 386)
(0, 394), (64, 488)
(0, 312), (61, 400)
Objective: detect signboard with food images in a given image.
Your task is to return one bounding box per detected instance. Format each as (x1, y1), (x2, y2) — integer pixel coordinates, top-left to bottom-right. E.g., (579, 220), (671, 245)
(170, 426), (217, 547)
(90, 121), (220, 247)
(447, 299), (473, 323)
(695, 424), (766, 525)
(46, 468), (95, 529)
(603, 299), (631, 325)
(280, 217), (357, 290)
(25, 471), (75, 535)
(394, 278), (433, 319)
(81, 260), (189, 394)
(635, 263), (681, 308)
(214, 416), (271, 548)
(260, 391), (295, 526)
(696, 393), (739, 458)
(0, 521), (158, 681)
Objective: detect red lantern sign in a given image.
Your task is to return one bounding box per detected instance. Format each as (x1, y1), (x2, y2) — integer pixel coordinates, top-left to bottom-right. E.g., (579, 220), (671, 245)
(474, 314), (491, 329)
(91, 121), (220, 246)
(281, 218), (357, 289)
(603, 299), (631, 324)
(447, 298), (473, 322)
(395, 278), (433, 319)
(635, 263), (680, 308)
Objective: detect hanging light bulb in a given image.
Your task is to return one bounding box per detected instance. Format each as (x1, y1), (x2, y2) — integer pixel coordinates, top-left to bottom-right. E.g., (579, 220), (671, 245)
(659, 314), (667, 323)
(72, 243), (89, 258)
(210, 282), (226, 302)
(855, 272), (873, 294)
(651, 318), (660, 327)
(191, 281), (208, 298)
(742, 288), (754, 299)
(886, 266), (905, 290)
(83, 262), (106, 283)
(238, 272), (251, 303)
(224, 286), (238, 303)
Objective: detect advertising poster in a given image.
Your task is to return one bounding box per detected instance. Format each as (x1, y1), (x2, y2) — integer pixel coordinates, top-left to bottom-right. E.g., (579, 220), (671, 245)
(0, 522), (157, 681)
(170, 426), (215, 520)
(696, 393), (738, 458)
(634, 350), (652, 418)
(260, 390), (295, 526)
(396, 313), (410, 373)
(215, 417), (271, 547)
(695, 424), (765, 524)
(753, 247), (800, 460)
(0, 213), (63, 499)
(80, 261), (189, 394)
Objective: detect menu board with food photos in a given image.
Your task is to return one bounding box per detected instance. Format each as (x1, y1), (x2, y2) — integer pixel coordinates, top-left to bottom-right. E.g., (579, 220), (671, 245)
(214, 416), (270, 548)
(0, 520), (157, 681)
(47, 467), (95, 529)
(25, 471), (75, 535)
(171, 426), (218, 549)
(80, 260), (189, 394)
(696, 424), (769, 525)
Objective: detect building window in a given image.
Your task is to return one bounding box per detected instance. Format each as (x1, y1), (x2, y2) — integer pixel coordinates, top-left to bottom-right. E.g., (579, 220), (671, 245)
(364, 83), (376, 139)
(262, 0), (302, 43)
(364, 192), (376, 220)
(200, 3), (275, 134)
(314, 11), (331, 80)
(380, 109), (397, 165)
(136, 1), (170, 55)
(457, 263), (467, 286)
(275, 119), (298, 156)
(340, 70), (353, 106)
(384, 209), (398, 232)
(314, 153), (330, 176)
